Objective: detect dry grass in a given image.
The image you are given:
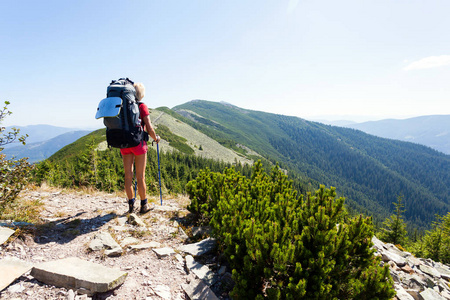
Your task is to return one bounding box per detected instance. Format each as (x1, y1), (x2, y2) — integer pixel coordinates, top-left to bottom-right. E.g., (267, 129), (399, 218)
(128, 228), (151, 239)
(1, 196), (44, 224)
(54, 211), (68, 218)
(173, 194), (191, 208)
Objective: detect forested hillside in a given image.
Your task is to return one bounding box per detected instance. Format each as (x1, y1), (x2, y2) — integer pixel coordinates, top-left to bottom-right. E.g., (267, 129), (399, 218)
(173, 100), (450, 230)
(33, 101), (450, 231)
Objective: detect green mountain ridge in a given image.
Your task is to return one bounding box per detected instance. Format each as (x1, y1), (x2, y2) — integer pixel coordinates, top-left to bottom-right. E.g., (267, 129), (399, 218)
(48, 108), (254, 167)
(172, 100), (450, 230)
(43, 101), (450, 230)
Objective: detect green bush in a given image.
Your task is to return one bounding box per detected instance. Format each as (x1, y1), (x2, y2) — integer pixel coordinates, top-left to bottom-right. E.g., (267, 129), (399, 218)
(186, 161), (395, 299)
(412, 212), (450, 264)
(0, 101), (33, 216)
(186, 167), (247, 225)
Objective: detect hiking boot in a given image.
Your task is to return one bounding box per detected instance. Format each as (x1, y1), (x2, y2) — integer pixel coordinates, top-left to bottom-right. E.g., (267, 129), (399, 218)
(128, 198), (136, 214)
(139, 202), (154, 214)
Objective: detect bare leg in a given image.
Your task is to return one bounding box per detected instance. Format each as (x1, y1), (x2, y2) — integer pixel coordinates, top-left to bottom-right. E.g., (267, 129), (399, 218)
(122, 153), (135, 200)
(134, 152), (147, 200)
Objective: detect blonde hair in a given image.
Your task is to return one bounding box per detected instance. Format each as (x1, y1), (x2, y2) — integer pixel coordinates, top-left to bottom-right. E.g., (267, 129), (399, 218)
(134, 82), (145, 101)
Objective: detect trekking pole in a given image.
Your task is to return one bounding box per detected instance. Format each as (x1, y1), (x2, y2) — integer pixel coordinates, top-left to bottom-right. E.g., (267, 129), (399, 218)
(153, 140), (163, 206)
(157, 143), (162, 206)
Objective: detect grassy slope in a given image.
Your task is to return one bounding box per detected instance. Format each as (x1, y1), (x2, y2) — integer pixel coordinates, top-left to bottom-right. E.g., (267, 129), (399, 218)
(48, 108), (255, 167)
(149, 109), (255, 165)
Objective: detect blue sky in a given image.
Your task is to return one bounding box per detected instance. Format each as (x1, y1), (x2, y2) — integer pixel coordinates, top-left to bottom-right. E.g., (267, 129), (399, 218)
(1, 0), (450, 128)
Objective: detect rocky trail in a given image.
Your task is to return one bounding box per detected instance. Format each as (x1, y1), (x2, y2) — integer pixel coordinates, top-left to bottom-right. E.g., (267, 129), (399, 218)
(1, 186), (450, 299)
(0, 187), (226, 299)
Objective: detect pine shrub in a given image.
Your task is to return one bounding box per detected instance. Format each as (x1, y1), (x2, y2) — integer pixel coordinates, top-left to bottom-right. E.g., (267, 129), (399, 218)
(186, 161), (395, 299)
(379, 196), (407, 246)
(413, 212), (450, 264)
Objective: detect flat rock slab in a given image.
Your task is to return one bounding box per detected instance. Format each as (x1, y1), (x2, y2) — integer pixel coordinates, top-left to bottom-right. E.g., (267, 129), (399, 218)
(180, 238), (217, 257)
(31, 257), (127, 294)
(419, 264), (441, 278)
(153, 247), (175, 258)
(182, 276), (219, 300)
(185, 255), (217, 285)
(394, 284), (415, 300)
(420, 288), (445, 300)
(0, 227), (15, 245)
(130, 241), (161, 250)
(0, 257), (33, 291)
(435, 266), (450, 281)
(120, 237), (140, 247)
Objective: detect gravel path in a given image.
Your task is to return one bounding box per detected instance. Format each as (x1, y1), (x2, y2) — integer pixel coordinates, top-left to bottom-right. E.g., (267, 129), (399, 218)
(0, 186), (197, 300)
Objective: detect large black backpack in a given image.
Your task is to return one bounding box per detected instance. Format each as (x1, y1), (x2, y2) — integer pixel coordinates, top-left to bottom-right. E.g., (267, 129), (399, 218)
(95, 78), (144, 148)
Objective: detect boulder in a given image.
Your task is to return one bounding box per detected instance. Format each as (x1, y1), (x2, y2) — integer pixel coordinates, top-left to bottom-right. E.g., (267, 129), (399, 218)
(382, 250), (407, 267)
(406, 255), (423, 268)
(128, 213), (146, 227)
(89, 231), (121, 251)
(88, 232), (123, 257)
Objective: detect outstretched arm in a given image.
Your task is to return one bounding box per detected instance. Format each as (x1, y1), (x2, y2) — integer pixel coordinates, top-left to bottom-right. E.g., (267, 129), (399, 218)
(142, 115), (160, 143)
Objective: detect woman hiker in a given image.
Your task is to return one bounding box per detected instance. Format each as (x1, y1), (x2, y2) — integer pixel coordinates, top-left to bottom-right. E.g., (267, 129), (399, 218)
(121, 82), (160, 214)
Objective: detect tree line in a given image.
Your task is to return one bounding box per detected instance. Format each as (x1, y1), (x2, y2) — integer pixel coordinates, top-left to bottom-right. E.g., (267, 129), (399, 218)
(32, 133), (258, 196)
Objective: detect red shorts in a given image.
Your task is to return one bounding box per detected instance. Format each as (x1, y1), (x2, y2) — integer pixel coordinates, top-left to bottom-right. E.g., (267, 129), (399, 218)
(120, 141), (148, 156)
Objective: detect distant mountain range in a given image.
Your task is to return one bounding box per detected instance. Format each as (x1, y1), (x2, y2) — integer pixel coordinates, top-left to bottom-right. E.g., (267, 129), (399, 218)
(3, 125), (87, 145)
(2, 125), (92, 163)
(322, 115), (450, 155)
